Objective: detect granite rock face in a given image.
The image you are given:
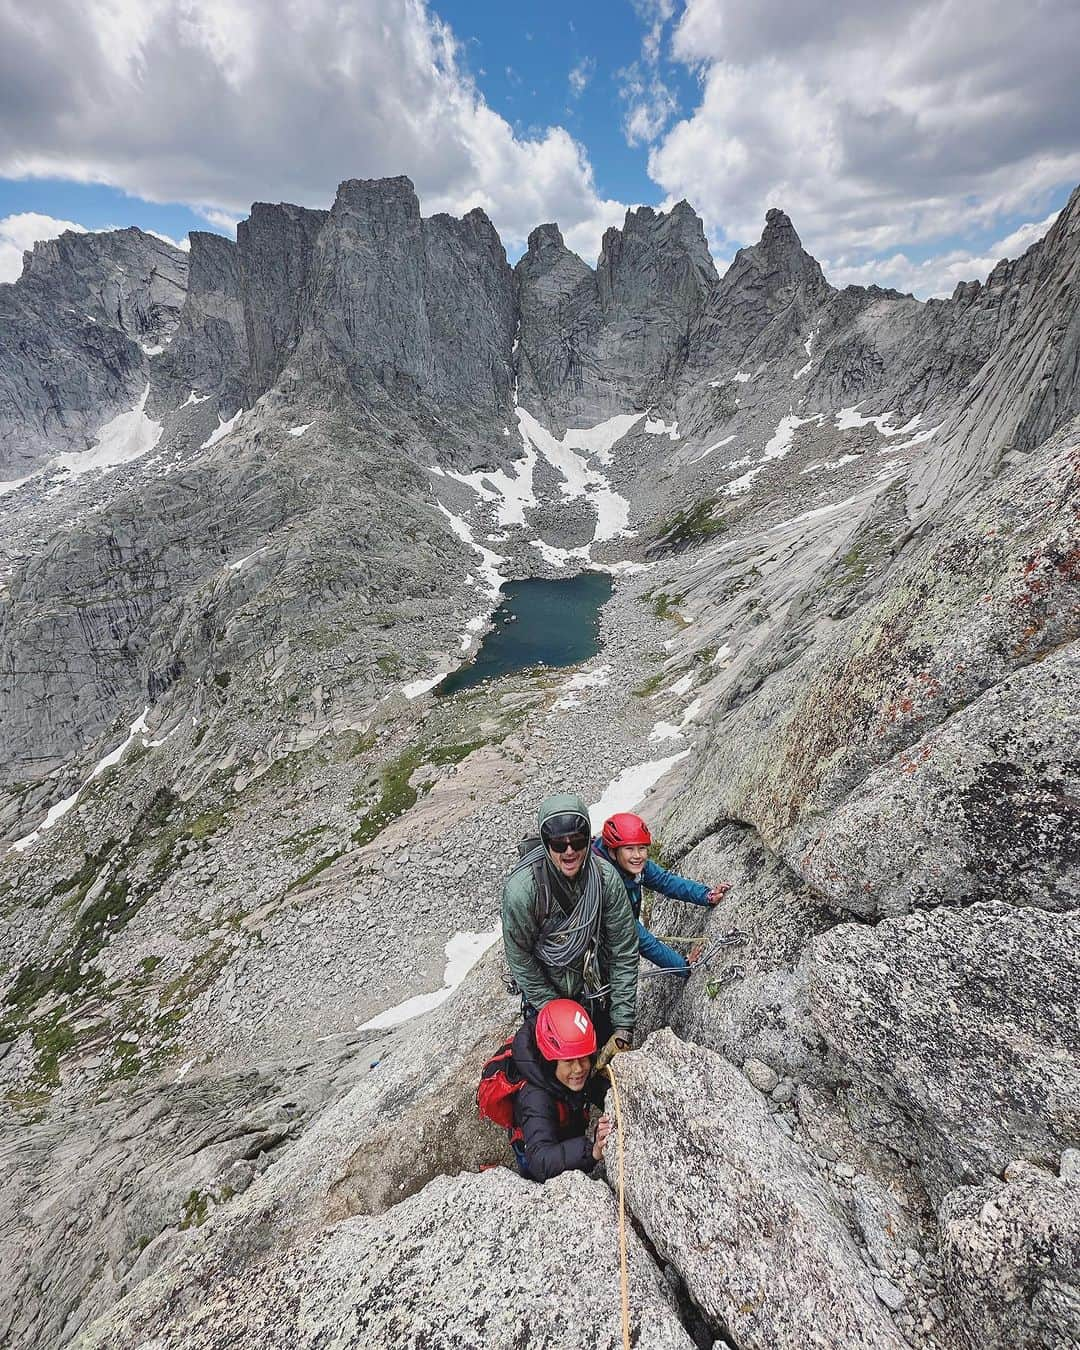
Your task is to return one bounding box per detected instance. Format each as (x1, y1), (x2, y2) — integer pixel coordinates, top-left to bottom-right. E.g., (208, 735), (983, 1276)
(612, 1029), (908, 1350)
(76, 1169), (695, 1350)
(153, 230), (249, 415)
(294, 177), (516, 427)
(238, 201), (329, 402)
(515, 201), (716, 427)
(0, 228), (187, 475)
(939, 1164), (1080, 1350)
(687, 207), (833, 379)
(808, 903), (1080, 1201)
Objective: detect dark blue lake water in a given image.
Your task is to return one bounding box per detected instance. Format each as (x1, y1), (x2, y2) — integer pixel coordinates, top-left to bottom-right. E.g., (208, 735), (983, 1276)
(437, 572), (614, 697)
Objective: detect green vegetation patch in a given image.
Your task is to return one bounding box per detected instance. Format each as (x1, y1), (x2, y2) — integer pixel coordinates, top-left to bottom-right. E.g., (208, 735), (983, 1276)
(647, 497), (728, 556)
(633, 670), (668, 697)
(650, 591), (690, 627)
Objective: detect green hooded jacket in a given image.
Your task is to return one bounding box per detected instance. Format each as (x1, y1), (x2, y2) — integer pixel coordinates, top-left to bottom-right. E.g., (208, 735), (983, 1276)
(501, 792), (639, 1032)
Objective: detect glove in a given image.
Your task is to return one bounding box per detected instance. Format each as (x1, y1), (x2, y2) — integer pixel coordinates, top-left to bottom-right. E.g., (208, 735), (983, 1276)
(596, 1032), (632, 1072)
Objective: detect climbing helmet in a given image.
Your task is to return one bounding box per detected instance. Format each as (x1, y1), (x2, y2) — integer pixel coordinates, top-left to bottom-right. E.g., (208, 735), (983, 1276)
(535, 999), (597, 1060)
(601, 812), (652, 849)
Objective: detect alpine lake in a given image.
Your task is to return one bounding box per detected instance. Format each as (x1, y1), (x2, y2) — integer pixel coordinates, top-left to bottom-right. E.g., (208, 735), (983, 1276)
(437, 572), (614, 697)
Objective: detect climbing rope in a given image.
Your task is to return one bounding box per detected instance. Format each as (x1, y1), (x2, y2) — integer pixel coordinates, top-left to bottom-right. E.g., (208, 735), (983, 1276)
(604, 1059), (632, 1350)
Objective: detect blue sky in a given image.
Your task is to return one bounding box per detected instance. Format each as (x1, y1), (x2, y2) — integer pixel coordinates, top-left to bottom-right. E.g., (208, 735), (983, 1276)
(1, 1), (1077, 296)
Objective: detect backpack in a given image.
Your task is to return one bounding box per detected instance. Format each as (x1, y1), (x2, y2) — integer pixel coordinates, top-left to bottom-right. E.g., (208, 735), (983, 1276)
(476, 1037), (569, 1145)
(477, 1037), (523, 1138)
(518, 835), (554, 927)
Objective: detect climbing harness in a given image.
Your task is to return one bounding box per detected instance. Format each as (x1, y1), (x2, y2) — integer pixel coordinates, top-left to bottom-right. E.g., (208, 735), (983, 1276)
(604, 1058), (631, 1350)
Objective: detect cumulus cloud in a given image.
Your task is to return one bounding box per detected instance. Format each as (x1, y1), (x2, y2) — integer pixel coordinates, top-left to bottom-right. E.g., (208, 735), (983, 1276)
(0, 211), (87, 284)
(0, 0), (626, 262)
(651, 0), (1080, 292)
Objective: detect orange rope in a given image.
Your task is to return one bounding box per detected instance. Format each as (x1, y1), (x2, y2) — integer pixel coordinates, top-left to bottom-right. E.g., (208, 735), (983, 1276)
(605, 1060), (632, 1350)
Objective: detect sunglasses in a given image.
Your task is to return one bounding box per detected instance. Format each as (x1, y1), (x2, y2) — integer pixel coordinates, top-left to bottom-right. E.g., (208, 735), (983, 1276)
(544, 831), (590, 854)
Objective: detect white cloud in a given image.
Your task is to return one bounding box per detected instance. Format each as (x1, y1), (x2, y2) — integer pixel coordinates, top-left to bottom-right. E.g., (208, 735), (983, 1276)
(651, 0), (1080, 291)
(824, 209), (1061, 298)
(0, 211), (87, 284)
(631, 0), (676, 64)
(620, 0), (679, 146)
(0, 0), (626, 259)
(620, 65), (679, 147)
(569, 57), (595, 99)
(145, 228), (191, 251)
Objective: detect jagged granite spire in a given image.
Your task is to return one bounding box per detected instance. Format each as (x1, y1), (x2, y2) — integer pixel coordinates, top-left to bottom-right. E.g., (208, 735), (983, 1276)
(291, 176), (515, 418)
(516, 199), (717, 425)
(688, 205), (832, 374)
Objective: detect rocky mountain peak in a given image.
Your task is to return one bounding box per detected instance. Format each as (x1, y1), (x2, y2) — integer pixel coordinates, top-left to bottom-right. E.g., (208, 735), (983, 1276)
(522, 221), (572, 262)
(598, 199), (717, 310)
(13, 225), (188, 340)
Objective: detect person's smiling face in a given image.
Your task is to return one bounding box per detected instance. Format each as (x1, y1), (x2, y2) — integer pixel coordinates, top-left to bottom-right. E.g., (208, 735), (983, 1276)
(614, 843), (648, 876)
(554, 1055), (592, 1092)
(542, 814), (591, 880)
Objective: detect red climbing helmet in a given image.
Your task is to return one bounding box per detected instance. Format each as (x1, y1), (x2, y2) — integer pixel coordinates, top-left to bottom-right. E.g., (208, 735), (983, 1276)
(535, 1000), (597, 1060)
(602, 812), (652, 849)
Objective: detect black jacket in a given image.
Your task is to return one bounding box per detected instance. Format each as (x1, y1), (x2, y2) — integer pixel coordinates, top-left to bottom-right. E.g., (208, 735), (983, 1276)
(510, 1016), (607, 1182)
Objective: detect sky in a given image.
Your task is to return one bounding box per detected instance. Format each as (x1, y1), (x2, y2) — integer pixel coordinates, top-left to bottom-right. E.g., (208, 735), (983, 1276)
(1, 0), (1077, 297)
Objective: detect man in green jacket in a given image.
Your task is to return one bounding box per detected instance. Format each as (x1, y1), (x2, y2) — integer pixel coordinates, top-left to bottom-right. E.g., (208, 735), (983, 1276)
(501, 793), (640, 1065)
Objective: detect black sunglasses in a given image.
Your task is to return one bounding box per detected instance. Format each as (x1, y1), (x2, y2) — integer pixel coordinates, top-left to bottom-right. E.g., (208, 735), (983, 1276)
(544, 831), (590, 854)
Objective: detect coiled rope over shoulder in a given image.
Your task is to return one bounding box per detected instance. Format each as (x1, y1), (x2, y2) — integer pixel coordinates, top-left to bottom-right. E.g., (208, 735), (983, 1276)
(509, 845), (603, 968)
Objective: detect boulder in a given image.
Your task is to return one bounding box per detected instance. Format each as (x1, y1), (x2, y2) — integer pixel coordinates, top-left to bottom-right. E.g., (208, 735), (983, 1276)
(611, 1028), (907, 1349)
(77, 1170), (695, 1350)
(939, 1166), (1080, 1349)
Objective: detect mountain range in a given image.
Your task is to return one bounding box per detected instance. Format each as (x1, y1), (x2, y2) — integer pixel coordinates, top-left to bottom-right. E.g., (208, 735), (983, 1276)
(0, 175), (1077, 1350)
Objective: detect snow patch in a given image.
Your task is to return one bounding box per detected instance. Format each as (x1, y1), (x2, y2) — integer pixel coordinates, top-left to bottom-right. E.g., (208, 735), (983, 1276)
(801, 454), (861, 474)
(588, 750), (691, 828)
(10, 708), (150, 852)
(227, 546), (268, 572)
(732, 371), (753, 383)
(645, 418), (679, 440)
(0, 473), (32, 496)
(200, 408), (243, 449)
(554, 664), (612, 709)
(402, 671), (450, 700)
(357, 928), (501, 1030)
(516, 408), (632, 543)
(888, 425), (940, 451)
(182, 390), (211, 407)
(664, 672), (695, 697)
(288, 424), (311, 437)
(692, 433), (736, 463)
(437, 503), (504, 598)
(140, 342), (164, 357)
(53, 385), (163, 477)
(530, 539), (591, 569)
(794, 330), (815, 379)
(725, 414), (816, 496)
(563, 412), (644, 464)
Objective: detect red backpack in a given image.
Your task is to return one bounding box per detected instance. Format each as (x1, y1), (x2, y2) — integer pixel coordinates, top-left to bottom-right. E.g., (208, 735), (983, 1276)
(476, 1038), (569, 1145)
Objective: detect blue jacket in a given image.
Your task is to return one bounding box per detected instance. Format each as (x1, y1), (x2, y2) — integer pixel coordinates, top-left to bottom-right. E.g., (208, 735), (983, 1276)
(592, 839), (711, 971)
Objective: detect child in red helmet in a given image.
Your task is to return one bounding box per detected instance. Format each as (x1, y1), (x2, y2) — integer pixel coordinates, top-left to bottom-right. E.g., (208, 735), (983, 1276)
(509, 999), (612, 1181)
(594, 812), (730, 972)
